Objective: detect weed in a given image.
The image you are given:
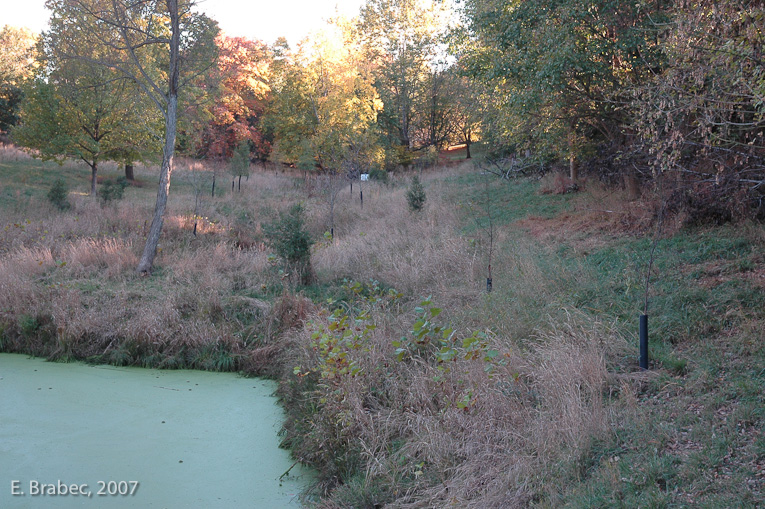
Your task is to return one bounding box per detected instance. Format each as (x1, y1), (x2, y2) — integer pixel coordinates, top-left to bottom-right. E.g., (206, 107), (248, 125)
(15, 315), (43, 340)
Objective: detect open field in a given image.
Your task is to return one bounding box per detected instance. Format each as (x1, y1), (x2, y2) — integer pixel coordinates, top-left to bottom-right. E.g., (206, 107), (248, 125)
(1, 145), (763, 507)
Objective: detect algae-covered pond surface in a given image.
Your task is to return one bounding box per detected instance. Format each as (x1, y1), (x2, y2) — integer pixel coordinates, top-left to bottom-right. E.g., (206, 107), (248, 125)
(0, 353), (311, 508)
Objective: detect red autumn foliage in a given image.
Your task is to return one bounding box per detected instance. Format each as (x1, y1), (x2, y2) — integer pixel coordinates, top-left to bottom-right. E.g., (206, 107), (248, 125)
(200, 34), (272, 161)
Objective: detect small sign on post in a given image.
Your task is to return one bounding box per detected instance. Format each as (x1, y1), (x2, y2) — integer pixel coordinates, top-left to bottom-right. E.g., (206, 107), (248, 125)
(360, 173), (369, 181)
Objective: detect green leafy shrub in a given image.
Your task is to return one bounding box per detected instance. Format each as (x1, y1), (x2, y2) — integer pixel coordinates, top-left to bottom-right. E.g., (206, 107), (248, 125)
(47, 178), (71, 210)
(262, 204), (314, 285)
(99, 177), (129, 202)
(406, 175), (426, 212)
(368, 168), (388, 184)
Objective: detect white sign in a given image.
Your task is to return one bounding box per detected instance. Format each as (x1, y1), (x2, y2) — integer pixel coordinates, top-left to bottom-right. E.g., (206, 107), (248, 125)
(360, 173), (369, 181)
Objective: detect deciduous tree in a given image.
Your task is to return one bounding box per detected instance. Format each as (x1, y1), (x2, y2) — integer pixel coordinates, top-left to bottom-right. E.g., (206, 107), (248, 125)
(359, 0), (449, 160)
(0, 26), (37, 134)
(199, 34), (271, 162)
(267, 18), (382, 173)
(43, 0), (219, 273)
(463, 0), (665, 181)
(636, 0), (765, 219)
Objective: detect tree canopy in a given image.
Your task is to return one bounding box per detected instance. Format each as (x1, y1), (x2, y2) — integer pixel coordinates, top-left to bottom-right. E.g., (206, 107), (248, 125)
(0, 25), (37, 134)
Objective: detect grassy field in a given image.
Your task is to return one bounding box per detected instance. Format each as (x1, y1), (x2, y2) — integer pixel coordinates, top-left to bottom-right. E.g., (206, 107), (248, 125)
(1, 143), (763, 507)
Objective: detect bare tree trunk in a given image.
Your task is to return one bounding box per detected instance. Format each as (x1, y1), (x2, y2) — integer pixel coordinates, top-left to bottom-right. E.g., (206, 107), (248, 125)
(625, 172), (640, 200)
(465, 138), (472, 159)
(569, 154), (578, 183)
(125, 163), (134, 181)
(137, 95), (177, 273)
(136, 0), (179, 274)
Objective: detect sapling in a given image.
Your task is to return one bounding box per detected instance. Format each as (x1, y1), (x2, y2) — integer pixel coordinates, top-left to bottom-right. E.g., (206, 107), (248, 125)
(640, 184), (667, 370)
(47, 178), (71, 210)
(482, 172), (495, 292)
(407, 175), (426, 212)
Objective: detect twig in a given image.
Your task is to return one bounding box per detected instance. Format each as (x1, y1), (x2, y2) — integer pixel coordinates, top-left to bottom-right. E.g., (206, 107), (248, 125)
(279, 461), (299, 481)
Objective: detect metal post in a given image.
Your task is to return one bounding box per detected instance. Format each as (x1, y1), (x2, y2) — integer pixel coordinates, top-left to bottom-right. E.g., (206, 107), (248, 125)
(639, 314), (648, 370)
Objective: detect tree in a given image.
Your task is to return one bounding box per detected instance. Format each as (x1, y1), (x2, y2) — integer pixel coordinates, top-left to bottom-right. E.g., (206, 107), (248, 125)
(198, 34), (271, 162)
(359, 0), (450, 160)
(636, 0), (765, 219)
(0, 26), (37, 135)
(44, 0), (219, 273)
(463, 0), (666, 181)
(14, 47), (159, 196)
(229, 139), (250, 191)
(266, 17), (383, 175)
(407, 174), (426, 211)
(263, 204), (314, 286)
(418, 66), (457, 150)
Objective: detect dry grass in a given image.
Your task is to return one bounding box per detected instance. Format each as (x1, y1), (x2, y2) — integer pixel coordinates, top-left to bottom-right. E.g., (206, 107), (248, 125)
(281, 297), (628, 507)
(0, 142), (34, 161)
(313, 177), (480, 303)
(1, 158), (624, 507)
(6, 154), (752, 507)
(0, 161), (309, 369)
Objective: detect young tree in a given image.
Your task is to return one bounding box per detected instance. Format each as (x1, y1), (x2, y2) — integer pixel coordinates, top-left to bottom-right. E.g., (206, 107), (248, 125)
(228, 140), (250, 191)
(263, 204), (314, 286)
(14, 66), (155, 196)
(14, 13), (160, 196)
(44, 0), (219, 273)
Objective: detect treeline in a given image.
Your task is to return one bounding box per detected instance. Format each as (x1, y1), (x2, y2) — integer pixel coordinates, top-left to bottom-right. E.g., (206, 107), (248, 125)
(463, 0), (765, 221)
(1, 0), (764, 221)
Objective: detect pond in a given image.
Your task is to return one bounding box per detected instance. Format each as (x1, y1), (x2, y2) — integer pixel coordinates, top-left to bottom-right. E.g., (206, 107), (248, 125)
(0, 353), (312, 508)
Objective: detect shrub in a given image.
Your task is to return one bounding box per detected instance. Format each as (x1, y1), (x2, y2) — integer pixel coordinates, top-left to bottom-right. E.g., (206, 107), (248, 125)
(47, 178), (71, 210)
(262, 204), (314, 285)
(368, 168), (388, 184)
(407, 175), (426, 211)
(99, 177), (129, 202)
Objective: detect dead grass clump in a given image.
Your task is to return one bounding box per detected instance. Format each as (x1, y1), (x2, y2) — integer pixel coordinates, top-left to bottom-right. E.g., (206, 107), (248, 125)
(0, 247), (54, 325)
(61, 238), (137, 278)
(269, 291), (314, 333)
(164, 214), (227, 237)
(165, 243), (270, 291)
(0, 143), (34, 161)
(540, 172), (580, 195)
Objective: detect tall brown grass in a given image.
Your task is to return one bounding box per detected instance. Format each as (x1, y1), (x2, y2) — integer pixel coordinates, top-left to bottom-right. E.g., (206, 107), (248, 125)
(1, 159), (634, 507)
(0, 163), (307, 368)
(279, 295), (628, 507)
(313, 177), (480, 302)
